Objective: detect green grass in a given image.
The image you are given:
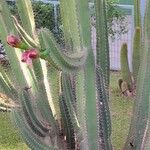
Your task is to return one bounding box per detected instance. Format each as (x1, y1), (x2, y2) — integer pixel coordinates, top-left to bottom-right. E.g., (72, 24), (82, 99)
(110, 71), (133, 150)
(0, 112), (28, 150)
(0, 72), (133, 150)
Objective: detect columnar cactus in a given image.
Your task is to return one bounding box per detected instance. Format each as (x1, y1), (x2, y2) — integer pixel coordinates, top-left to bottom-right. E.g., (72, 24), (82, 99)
(132, 27), (141, 83)
(95, 0), (110, 87)
(120, 43), (132, 91)
(134, 0), (141, 27)
(119, 0), (142, 96)
(132, 0), (142, 83)
(119, 27), (142, 95)
(123, 0), (150, 149)
(0, 0), (111, 150)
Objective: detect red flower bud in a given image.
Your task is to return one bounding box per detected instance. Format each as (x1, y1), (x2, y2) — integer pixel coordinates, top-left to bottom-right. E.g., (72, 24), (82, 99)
(21, 49), (39, 66)
(7, 34), (28, 49)
(7, 35), (21, 48)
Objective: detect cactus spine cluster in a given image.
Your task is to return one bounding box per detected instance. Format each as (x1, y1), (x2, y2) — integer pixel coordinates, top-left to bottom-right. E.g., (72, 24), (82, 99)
(0, 0), (111, 149)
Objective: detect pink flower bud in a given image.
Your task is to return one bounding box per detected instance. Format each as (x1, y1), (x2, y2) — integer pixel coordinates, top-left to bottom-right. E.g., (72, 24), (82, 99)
(21, 49), (39, 66)
(7, 34), (28, 49)
(7, 35), (22, 48)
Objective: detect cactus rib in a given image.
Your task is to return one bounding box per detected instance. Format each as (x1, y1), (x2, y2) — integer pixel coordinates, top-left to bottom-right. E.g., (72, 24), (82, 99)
(132, 27), (141, 82)
(21, 90), (50, 135)
(59, 94), (75, 149)
(60, 0), (82, 52)
(61, 73), (80, 131)
(96, 66), (111, 138)
(124, 1), (150, 149)
(39, 29), (87, 72)
(16, 0), (36, 38)
(134, 0), (141, 27)
(95, 0), (110, 87)
(11, 110), (59, 150)
(13, 16), (39, 48)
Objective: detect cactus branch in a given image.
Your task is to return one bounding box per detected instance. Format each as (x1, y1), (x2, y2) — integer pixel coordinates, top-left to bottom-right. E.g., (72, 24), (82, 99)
(39, 29), (87, 73)
(132, 27), (141, 82)
(95, 0), (110, 87)
(120, 43), (132, 90)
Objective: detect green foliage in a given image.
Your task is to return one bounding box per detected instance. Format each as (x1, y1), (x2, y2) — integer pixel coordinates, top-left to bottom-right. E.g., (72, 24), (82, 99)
(90, 0), (128, 39)
(33, 2), (55, 31)
(7, 1), (64, 46)
(7, 1), (55, 31)
(8, 0), (127, 44)
(106, 0), (128, 38)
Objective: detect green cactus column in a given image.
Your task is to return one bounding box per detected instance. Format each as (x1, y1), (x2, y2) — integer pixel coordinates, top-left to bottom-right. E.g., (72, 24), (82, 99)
(124, 0), (150, 149)
(123, 36), (150, 150)
(61, 0), (104, 149)
(94, 0), (111, 147)
(120, 43), (132, 90)
(16, 0), (36, 37)
(60, 0), (81, 52)
(133, 0), (142, 83)
(77, 0), (112, 148)
(95, 0), (110, 87)
(134, 0), (141, 27)
(132, 27), (141, 82)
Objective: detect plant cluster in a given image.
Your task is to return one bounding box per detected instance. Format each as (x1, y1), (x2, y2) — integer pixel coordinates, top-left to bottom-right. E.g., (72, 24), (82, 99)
(0, 0), (111, 149)
(0, 0), (150, 149)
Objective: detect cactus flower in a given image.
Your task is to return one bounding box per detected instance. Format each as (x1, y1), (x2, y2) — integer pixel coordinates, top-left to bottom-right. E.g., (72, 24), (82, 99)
(21, 49), (39, 66)
(7, 34), (28, 49)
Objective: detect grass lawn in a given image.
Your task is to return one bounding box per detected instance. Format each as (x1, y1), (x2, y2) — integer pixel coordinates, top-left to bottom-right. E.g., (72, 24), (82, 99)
(0, 72), (133, 150)
(110, 72), (133, 150)
(0, 112), (28, 150)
